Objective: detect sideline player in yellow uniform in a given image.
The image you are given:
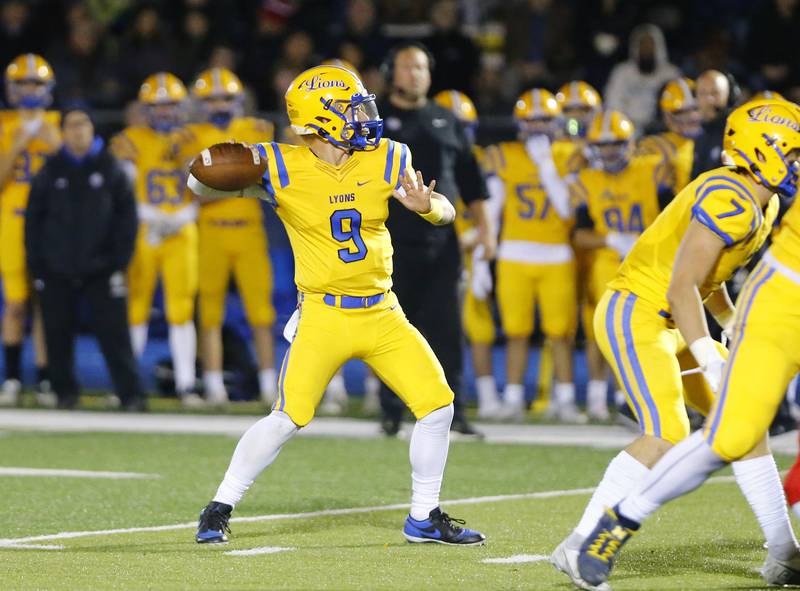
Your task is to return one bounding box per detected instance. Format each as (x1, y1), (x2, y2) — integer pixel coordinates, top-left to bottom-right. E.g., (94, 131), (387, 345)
(550, 100), (800, 590)
(0, 54), (61, 406)
(485, 89), (583, 422)
(576, 101), (800, 589)
(433, 89), (501, 418)
(638, 77), (700, 197)
(111, 73), (201, 406)
(189, 65), (485, 545)
(571, 111), (662, 421)
(179, 67), (277, 406)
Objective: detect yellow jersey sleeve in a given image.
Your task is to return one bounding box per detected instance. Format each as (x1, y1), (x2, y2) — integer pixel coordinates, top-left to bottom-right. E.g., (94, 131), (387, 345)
(691, 176), (760, 247)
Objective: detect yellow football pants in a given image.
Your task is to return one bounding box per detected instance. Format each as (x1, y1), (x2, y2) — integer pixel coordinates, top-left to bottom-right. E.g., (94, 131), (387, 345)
(594, 288), (721, 444)
(497, 259), (577, 339)
(198, 221), (275, 329)
(704, 259), (800, 461)
(462, 289), (495, 345)
(0, 206), (29, 302)
(128, 223), (198, 326)
(274, 291), (454, 427)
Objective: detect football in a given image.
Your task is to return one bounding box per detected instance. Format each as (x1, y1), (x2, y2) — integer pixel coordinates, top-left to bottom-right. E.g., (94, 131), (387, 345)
(189, 142), (267, 191)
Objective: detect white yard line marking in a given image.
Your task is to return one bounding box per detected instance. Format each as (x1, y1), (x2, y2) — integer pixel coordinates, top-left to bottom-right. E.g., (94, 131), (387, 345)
(224, 546), (295, 556)
(2, 544), (65, 550)
(482, 554), (549, 564)
(0, 474), (738, 549)
(0, 467), (160, 480)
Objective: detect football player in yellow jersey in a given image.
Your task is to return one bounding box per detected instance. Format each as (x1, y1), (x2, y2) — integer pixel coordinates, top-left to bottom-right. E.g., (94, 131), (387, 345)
(550, 100), (800, 590)
(0, 54), (61, 407)
(179, 67), (277, 406)
(484, 88), (584, 423)
(189, 65), (485, 545)
(111, 73), (202, 407)
(638, 77), (701, 198)
(433, 89), (501, 418)
(571, 111), (663, 421)
(576, 102), (800, 589)
(556, 80), (603, 142)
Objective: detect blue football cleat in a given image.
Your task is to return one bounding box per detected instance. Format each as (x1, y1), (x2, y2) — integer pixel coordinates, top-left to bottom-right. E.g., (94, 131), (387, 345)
(196, 501), (232, 544)
(403, 507), (486, 545)
(578, 506), (639, 586)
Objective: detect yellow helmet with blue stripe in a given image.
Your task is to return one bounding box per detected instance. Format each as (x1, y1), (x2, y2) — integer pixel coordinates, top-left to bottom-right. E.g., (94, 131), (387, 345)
(723, 100), (800, 197)
(514, 88), (561, 139)
(5, 53), (55, 108)
(285, 64), (382, 150)
(139, 72), (187, 105)
(556, 81), (601, 137)
(192, 68), (243, 99)
(434, 90), (478, 124)
(587, 110), (635, 172)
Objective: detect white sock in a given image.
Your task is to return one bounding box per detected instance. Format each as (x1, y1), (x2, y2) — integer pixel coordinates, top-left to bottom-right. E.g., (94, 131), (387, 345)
(259, 368), (277, 399)
(618, 431), (724, 524)
(409, 404), (454, 520)
(554, 382), (576, 407)
(476, 375), (499, 408)
(504, 383), (524, 406)
(587, 380), (607, 411)
(130, 323), (148, 358)
(569, 450), (650, 548)
(204, 370), (225, 395)
(169, 322), (197, 393)
(213, 411), (298, 507)
(733, 454), (799, 560)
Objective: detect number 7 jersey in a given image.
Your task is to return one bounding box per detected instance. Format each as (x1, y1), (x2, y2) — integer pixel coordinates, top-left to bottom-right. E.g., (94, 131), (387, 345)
(256, 138), (411, 296)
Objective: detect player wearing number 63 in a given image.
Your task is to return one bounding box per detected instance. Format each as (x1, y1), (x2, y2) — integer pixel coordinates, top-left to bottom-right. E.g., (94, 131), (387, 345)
(551, 99), (800, 590)
(188, 64), (485, 546)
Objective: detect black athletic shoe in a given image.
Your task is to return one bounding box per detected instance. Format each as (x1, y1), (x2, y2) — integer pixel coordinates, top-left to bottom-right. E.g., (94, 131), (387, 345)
(451, 416), (484, 439)
(381, 415), (401, 437)
(196, 501), (232, 544)
(403, 507), (486, 545)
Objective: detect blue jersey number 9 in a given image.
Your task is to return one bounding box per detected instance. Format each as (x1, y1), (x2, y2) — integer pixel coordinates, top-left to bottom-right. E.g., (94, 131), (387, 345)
(330, 208), (368, 263)
(603, 204), (643, 233)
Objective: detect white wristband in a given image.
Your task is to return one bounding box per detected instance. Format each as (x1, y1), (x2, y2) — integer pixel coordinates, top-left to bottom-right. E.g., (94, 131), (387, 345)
(689, 336), (722, 369)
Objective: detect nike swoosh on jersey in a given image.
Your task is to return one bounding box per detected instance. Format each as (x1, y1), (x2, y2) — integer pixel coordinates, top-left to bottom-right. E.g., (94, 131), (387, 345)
(356, 180), (371, 186)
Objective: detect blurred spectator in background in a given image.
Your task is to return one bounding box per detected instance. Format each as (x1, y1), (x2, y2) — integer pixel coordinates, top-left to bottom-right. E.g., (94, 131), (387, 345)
(746, 0), (799, 93)
(26, 104), (143, 411)
(116, 5), (178, 102)
(691, 69), (738, 178)
(573, 0), (637, 90)
(331, 0), (389, 69)
(0, 1), (40, 70)
(504, 0), (574, 91)
(426, 0), (480, 96)
(175, 8), (214, 81)
(605, 24), (680, 132)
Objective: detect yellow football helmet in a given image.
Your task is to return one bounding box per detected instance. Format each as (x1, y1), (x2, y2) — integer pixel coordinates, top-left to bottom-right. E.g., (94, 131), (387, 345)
(139, 72), (187, 105)
(139, 72), (187, 132)
(514, 89), (561, 139)
(586, 110), (636, 173)
(723, 100), (800, 197)
(556, 81), (601, 137)
(5, 53), (55, 109)
(433, 90), (478, 143)
(285, 65), (382, 150)
(660, 78), (701, 138)
(192, 68), (243, 99)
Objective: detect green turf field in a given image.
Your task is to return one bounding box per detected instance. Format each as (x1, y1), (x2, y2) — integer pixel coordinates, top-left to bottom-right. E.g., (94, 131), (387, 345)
(0, 427), (792, 590)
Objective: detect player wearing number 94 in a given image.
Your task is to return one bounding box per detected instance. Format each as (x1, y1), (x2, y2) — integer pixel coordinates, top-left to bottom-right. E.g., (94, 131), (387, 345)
(188, 64), (485, 546)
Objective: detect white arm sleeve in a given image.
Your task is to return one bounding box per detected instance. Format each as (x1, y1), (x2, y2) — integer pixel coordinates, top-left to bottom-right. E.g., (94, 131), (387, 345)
(537, 157), (572, 220)
(187, 173), (242, 199)
(171, 201), (199, 225)
(136, 203), (161, 224)
(486, 175), (505, 241)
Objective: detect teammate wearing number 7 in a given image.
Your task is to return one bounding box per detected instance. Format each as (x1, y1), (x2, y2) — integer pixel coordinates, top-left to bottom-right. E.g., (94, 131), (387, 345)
(187, 64), (485, 546)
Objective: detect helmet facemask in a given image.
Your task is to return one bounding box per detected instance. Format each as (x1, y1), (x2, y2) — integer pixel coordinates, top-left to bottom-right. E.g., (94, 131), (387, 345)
(146, 102), (184, 133)
(316, 92), (383, 151)
(666, 107), (702, 139)
(736, 134), (800, 199)
(7, 79), (53, 109)
(563, 105), (596, 138)
(589, 139), (631, 173)
(201, 95), (242, 129)
(518, 116), (559, 141)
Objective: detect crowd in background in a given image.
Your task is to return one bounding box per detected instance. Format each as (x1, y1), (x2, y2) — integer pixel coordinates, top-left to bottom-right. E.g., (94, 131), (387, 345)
(1, 0), (799, 125)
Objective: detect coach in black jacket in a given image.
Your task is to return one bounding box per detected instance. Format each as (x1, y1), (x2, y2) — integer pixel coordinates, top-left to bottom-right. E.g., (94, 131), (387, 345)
(25, 105), (144, 410)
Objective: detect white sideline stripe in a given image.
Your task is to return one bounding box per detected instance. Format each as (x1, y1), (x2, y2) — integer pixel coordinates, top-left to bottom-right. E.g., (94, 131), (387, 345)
(2, 544), (65, 550)
(0, 467), (160, 480)
(482, 554), (548, 564)
(224, 546), (295, 556)
(0, 474), (738, 548)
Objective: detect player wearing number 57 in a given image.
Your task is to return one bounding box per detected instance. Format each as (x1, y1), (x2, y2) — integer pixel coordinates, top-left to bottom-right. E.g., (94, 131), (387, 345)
(187, 64), (485, 546)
